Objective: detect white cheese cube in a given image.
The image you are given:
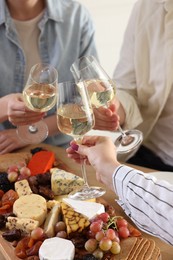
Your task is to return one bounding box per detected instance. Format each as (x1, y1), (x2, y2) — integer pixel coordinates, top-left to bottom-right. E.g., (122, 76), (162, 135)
(39, 237), (75, 260)
(6, 217), (39, 234)
(50, 168), (84, 195)
(15, 179), (33, 197)
(63, 198), (105, 220)
(13, 194), (47, 226)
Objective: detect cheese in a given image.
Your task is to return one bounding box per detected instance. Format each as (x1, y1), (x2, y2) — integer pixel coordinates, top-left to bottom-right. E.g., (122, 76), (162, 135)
(44, 203), (61, 237)
(39, 237), (75, 260)
(50, 168), (84, 195)
(46, 199), (60, 210)
(14, 179), (33, 197)
(63, 198), (105, 220)
(61, 202), (90, 235)
(13, 194), (47, 226)
(6, 216), (39, 234)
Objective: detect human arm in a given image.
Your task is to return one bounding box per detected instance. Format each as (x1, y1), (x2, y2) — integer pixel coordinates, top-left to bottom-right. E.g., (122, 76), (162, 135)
(66, 136), (173, 245)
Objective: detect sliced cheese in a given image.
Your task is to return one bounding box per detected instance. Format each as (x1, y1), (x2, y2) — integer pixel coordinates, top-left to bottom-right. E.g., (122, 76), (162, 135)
(44, 203), (61, 238)
(39, 237), (75, 260)
(15, 179), (33, 197)
(50, 168), (84, 195)
(13, 194), (47, 226)
(63, 198), (105, 220)
(61, 202), (90, 235)
(6, 216), (39, 234)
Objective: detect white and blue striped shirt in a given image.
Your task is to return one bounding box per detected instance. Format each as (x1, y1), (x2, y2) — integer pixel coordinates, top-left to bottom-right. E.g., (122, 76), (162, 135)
(113, 165), (173, 245)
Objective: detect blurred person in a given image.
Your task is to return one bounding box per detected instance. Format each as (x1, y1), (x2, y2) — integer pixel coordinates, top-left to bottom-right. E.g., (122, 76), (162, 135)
(0, 0), (118, 154)
(112, 0), (173, 171)
(66, 135), (173, 245)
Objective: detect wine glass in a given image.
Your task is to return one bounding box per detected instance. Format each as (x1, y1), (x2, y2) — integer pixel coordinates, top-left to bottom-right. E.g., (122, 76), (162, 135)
(70, 55), (143, 154)
(17, 63), (58, 144)
(56, 81), (106, 200)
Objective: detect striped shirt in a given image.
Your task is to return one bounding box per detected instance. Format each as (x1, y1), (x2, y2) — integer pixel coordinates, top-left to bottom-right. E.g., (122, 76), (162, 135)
(113, 165), (173, 245)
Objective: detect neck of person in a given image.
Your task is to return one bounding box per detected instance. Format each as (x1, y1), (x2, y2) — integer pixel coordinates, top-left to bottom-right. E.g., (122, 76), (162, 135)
(6, 0), (45, 21)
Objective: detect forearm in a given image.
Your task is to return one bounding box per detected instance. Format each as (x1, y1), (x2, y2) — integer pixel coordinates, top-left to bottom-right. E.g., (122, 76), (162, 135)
(113, 165), (173, 245)
(44, 114), (60, 136)
(0, 95), (10, 123)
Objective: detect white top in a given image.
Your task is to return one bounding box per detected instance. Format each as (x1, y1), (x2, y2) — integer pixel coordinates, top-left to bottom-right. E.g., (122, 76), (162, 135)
(113, 165), (173, 245)
(13, 12), (43, 83)
(113, 0), (173, 164)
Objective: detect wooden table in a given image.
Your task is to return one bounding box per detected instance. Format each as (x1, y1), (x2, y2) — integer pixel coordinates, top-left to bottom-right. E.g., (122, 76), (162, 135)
(0, 143), (172, 260)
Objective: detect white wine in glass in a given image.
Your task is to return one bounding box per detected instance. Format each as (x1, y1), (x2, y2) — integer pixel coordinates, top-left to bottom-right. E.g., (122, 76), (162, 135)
(70, 56), (143, 154)
(17, 63), (58, 144)
(57, 81), (106, 200)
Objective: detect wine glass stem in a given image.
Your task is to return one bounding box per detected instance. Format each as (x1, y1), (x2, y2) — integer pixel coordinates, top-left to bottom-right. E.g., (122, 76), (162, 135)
(80, 157), (90, 189)
(118, 125), (126, 137)
(28, 125), (38, 134)
(75, 137), (90, 189)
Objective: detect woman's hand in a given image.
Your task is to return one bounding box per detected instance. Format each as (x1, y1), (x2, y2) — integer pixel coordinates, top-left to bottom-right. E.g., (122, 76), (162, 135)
(66, 136), (120, 189)
(0, 129), (28, 154)
(7, 93), (45, 126)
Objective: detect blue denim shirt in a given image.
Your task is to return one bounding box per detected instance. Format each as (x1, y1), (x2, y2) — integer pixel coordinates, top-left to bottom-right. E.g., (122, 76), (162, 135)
(0, 0), (98, 147)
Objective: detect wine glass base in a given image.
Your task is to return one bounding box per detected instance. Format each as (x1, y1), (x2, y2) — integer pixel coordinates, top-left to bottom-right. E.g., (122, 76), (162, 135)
(68, 186), (106, 200)
(114, 129), (143, 154)
(17, 121), (48, 144)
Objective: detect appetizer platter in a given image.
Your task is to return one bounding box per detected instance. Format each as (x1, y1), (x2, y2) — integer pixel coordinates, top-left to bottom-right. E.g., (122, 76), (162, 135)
(0, 147), (162, 260)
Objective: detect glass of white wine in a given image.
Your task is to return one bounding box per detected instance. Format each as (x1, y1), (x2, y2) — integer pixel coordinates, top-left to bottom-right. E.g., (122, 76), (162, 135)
(17, 63), (58, 144)
(57, 81), (106, 200)
(70, 55), (143, 154)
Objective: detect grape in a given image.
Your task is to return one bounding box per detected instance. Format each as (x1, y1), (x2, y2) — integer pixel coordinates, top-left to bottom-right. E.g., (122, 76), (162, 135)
(56, 231), (67, 239)
(7, 172), (18, 182)
(105, 229), (116, 241)
(116, 218), (128, 228)
(54, 221), (66, 233)
(118, 226), (130, 238)
(93, 248), (104, 259)
(90, 220), (103, 233)
(19, 166), (31, 177)
(110, 241), (121, 254)
(7, 165), (19, 174)
(31, 227), (44, 240)
(99, 237), (112, 251)
(97, 212), (110, 223)
(95, 230), (105, 241)
(85, 238), (98, 253)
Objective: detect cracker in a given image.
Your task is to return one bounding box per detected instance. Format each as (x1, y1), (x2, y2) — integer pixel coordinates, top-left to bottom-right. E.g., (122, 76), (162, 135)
(113, 237), (138, 260)
(143, 239), (156, 260)
(149, 246), (161, 260)
(128, 237), (144, 260)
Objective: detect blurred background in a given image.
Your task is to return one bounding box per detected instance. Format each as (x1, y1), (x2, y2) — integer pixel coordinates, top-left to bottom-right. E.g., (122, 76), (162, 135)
(78, 0), (136, 76)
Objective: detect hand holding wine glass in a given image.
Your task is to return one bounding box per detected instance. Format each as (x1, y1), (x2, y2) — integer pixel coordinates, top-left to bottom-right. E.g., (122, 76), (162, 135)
(57, 81), (106, 200)
(70, 56), (143, 154)
(17, 63), (58, 144)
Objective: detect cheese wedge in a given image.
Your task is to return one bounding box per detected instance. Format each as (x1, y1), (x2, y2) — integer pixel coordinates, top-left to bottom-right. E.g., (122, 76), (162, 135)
(39, 237), (75, 260)
(50, 168), (84, 195)
(6, 216), (39, 234)
(15, 179), (33, 197)
(44, 203), (61, 238)
(63, 198), (105, 220)
(13, 194), (47, 226)
(61, 202), (90, 236)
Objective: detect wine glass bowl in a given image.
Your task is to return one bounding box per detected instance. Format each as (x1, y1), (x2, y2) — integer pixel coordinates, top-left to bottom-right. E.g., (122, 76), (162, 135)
(70, 55), (143, 154)
(17, 63), (58, 144)
(57, 81), (106, 200)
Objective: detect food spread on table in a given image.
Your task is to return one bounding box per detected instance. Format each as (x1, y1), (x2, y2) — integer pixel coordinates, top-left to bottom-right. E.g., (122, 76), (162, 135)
(0, 148), (161, 260)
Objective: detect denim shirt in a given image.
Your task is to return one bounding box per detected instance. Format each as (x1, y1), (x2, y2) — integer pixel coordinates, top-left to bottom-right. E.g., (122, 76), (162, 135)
(0, 0), (98, 147)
